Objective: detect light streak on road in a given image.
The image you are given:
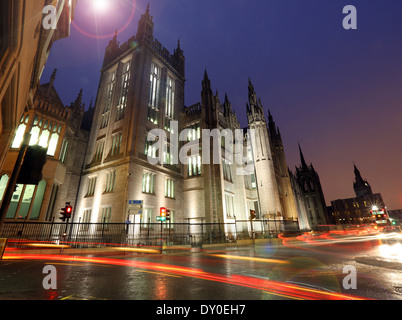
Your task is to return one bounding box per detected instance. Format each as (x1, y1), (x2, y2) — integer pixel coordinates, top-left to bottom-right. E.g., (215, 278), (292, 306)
(207, 254), (289, 264)
(3, 253), (370, 300)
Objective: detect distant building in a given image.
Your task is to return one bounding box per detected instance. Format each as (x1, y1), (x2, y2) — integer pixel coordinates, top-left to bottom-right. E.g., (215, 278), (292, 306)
(353, 164), (373, 197)
(289, 145), (330, 230)
(331, 164), (385, 225)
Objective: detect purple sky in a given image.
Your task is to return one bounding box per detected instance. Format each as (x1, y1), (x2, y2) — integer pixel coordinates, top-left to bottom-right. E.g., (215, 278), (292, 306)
(41, 0), (402, 209)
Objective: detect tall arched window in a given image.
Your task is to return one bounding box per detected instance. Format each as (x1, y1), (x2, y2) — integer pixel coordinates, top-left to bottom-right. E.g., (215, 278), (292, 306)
(11, 123), (26, 148)
(0, 174), (9, 203)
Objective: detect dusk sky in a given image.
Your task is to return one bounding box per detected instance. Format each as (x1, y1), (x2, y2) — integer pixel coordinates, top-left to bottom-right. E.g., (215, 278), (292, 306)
(41, 0), (402, 210)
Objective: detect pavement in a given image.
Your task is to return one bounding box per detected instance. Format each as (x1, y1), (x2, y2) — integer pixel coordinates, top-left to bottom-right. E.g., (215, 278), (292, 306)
(1, 238), (284, 258)
(355, 256), (402, 270)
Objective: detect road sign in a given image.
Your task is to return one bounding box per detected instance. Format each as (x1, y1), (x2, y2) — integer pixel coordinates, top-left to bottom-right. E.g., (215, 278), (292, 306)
(128, 200), (143, 209)
(156, 216), (166, 222)
(128, 200), (143, 215)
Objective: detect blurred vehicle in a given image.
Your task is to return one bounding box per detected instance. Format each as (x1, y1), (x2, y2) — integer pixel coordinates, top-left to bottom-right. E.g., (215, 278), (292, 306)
(371, 207), (391, 227)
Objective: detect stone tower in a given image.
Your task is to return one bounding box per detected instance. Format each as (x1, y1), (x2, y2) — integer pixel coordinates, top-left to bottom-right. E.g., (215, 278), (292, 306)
(246, 79), (282, 219)
(353, 164), (373, 198)
(294, 145), (329, 228)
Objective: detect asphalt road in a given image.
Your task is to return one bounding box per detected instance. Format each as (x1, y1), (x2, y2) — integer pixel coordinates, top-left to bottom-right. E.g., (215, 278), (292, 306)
(1, 233), (402, 301)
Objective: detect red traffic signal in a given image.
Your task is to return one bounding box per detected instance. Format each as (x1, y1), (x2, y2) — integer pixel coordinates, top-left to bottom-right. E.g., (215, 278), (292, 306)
(160, 207), (166, 217)
(60, 203), (72, 222)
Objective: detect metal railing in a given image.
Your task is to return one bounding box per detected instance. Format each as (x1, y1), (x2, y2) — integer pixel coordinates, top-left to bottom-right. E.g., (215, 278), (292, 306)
(0, 218), (300, 248)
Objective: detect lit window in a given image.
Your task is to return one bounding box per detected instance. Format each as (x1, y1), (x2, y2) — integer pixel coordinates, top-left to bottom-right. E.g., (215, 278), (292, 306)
(29, 126), (40, 146)
(165, 179), (175, 199)
(86, 177), (97, 197)
(188, 155), (201, 177)
(59, 139), (69, 163)
(110, 133), (122, 156)
(148, 62), (160, 124)
(98, 207), (112, 229)
(93, 140), (105, 162)
(47, 132), (59, 156)
(142, 172), (155, 194)
(104, 171), (116, 193)
(225, 193), (234, 218)
(165, 75), (175, 119)
(11, 123), (26, 148)
(117, 63), (131, 122)
(0, 175), (9, 202)
(222, 160), (233, 182)
(38, 129), (50, 148)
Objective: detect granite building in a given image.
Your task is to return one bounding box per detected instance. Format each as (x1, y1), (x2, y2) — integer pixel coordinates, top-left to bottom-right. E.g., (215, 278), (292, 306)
(74, 6), (306, 236)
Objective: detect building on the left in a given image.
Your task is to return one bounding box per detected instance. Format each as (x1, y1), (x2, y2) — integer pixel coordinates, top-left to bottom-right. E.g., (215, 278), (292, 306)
(0, 70), (92, 221)
(0, 0), (77, 173)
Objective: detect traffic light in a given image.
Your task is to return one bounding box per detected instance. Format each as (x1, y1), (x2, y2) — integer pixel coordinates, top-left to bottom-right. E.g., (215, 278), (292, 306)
(160, 207), (166, 218)
(166, 209), (170, 221)
(17, 145), (47, 185)
(60, 203), (72, 222)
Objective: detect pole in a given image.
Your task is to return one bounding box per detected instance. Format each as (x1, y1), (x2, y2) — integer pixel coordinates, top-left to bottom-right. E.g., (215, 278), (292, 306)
(0, 133), (30, 232)
(160, 220), (163, 253)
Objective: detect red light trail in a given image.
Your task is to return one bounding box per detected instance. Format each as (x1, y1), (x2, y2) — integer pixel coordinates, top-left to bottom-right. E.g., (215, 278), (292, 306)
(3, 253), (370, 300)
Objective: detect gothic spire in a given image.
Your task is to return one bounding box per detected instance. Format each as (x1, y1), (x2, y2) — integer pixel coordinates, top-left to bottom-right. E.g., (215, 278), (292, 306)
(299, 143), (308, 168)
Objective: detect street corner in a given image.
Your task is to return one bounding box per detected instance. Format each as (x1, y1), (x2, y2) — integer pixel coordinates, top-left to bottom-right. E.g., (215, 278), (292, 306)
(355, 256), (402, 271)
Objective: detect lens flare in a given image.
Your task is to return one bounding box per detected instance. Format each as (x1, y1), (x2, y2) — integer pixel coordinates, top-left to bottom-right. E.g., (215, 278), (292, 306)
(93, 0), (109, 13)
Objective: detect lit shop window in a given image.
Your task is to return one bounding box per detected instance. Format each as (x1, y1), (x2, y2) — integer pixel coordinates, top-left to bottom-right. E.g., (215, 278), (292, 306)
(4, 180), (46, 220)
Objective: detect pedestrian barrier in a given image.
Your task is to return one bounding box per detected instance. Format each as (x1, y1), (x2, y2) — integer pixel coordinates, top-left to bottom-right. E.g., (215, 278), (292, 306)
(0, 219), (300, 248)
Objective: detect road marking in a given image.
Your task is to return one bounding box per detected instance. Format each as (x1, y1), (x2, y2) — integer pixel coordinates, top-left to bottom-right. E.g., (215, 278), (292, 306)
(61, 294), (107, 300)
(137, 269), (182, 278)
(263, 290), (304, 300)
(44, 262), (112, 268)
(207, 254), (289, 264)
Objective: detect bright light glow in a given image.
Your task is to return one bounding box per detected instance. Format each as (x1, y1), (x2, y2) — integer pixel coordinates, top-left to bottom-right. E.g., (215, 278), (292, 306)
(379, 243), (402, 262)
(112, 247), (160, 254)
(372, 205), (379, 211)
(208, 254), (290, 264)
(27, 243), (70, 249)
(93, 0), (110, 13)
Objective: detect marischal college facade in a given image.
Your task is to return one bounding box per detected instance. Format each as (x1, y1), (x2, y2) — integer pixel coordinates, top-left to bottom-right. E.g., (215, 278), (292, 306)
(1, 6), (330, 237)
(74, 6), (329, 234)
